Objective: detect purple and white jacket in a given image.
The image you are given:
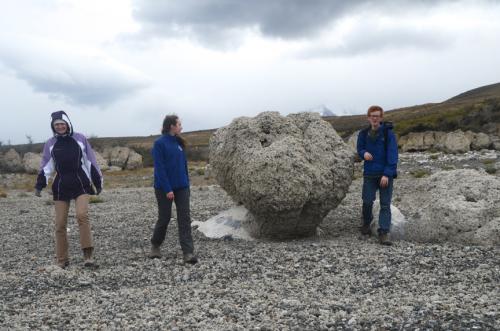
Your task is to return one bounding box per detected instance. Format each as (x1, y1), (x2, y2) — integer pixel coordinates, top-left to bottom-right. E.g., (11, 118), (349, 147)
(36, 132), (103, 201)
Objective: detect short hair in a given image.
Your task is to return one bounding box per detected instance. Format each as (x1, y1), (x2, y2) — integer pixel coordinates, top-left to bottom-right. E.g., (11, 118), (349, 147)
(367, 105), (384, 117)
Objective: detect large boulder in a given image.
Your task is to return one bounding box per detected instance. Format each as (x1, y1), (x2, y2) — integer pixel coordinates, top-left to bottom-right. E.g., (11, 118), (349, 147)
(94, 151), (109, 171)
(438, 130), (471, 153)
(398, 169), (500, 245)
(209, 111), (354, 239)
(465, 131), (492, 150)
(108, 147), (131, 169)
(0, 149), (23, 172)
(401, 131), (445, 152)
(22, 152), (42, 174)
(125, 150), (143, 170)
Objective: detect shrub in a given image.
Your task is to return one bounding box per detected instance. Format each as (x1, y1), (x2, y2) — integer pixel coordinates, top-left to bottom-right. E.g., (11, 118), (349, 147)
(90, 196), (105, 204)
(481, 159), (496, 165)
(485, 166), (497, 174)
(410, 169), (431, 178)
(429, 154), (439, 160)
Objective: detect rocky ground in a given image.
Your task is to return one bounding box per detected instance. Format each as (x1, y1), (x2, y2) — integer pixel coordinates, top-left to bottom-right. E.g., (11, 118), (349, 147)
(0, 151), (499, 330)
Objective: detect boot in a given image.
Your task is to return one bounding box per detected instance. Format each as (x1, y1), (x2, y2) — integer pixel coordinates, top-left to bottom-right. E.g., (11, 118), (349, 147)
(379, 233), (393, 246)
(183, 253), (198, 265)
(148, 245), (162, 259)
(83, 247), (95, 267)
(360, 224), (371, 235)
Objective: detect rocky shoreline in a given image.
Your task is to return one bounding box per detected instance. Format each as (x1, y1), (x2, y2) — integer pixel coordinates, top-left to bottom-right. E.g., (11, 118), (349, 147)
(1, 179), (498, 330)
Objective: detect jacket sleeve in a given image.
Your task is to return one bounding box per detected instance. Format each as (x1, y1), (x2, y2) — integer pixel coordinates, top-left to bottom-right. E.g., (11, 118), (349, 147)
(35, 139), (55, 191)
(356, 129), (367, 160)
(84, 137), (103, 190)
(153, 140), (172, 193)
(383, 130), (399, 178)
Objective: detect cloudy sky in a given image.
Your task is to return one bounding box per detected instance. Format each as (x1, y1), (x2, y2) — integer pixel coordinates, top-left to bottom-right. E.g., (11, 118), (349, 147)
(1, 0), (499, 144)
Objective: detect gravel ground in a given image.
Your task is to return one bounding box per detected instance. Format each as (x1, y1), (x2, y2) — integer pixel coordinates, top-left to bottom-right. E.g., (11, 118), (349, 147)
(1, 178), (499, 330)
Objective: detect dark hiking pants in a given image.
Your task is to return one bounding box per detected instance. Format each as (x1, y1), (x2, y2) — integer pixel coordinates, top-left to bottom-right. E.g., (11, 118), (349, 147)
(151, 187), (194, 254)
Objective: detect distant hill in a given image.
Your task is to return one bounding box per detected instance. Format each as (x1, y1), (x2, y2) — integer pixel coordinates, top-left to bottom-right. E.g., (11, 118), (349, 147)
(324, 82), (500, 137)
(3, 82), (499, 163)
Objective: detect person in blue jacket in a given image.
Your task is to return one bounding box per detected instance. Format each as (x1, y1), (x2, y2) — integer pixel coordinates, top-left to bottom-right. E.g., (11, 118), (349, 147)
(148, 114), (197, 264)
(356, 105), (398, 245)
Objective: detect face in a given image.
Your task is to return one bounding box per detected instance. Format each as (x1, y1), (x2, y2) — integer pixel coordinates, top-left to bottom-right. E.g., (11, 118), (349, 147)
(170, 119), (182, 135)
(54, 122), (68, 135)
(367, 111), (383, 129)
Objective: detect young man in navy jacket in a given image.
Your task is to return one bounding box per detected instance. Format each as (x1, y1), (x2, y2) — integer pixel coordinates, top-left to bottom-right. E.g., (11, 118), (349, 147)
(356, 105), (398, 245)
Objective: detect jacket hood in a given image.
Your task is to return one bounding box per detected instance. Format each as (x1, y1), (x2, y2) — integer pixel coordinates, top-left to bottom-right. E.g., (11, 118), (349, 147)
(50, 110), (74, 136)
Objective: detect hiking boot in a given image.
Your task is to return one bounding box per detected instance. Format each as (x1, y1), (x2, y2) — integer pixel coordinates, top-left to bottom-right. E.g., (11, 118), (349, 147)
(183, 253), (198, 265)
(57, 260), (69, 269)
(360, 224), (372, 235)
(148, 245), (162, 259)
(379, 233), (393, 246)
(83, 247), (95, 267)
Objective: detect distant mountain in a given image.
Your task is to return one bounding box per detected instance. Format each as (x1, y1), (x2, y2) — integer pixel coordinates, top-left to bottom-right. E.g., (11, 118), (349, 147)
(306, 105), (336, 117)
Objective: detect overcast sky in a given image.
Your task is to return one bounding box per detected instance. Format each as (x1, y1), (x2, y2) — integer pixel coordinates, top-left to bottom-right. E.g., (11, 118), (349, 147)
(1, 0), (499, 144)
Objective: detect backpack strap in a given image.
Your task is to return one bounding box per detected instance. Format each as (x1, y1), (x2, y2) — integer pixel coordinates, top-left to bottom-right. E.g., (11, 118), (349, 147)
(383, 121), (393, 153)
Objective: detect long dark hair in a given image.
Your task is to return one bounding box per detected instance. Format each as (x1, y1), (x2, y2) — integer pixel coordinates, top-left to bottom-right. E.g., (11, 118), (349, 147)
(162, 114), (186, 148)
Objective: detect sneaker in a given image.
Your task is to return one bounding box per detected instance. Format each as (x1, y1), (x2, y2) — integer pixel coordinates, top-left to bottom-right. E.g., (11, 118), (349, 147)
(83, 247), (96, 267)
(360, 224), (372, 235)
(148, 245), (162, 259)
(183, 253), (198, 264)
(379, 233), (393, 246)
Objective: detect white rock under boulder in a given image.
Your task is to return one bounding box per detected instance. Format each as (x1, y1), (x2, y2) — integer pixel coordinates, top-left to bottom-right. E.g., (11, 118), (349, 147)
(370, 203), (406, 241)
(193, 206), (253, 240)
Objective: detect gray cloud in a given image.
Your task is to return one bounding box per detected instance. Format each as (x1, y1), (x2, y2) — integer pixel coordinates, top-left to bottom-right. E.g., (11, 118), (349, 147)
(297, 24), (451, 58)
(133, 0), (363, 43)
(0, 37), (149, 106)
(132, 0), (455, 45)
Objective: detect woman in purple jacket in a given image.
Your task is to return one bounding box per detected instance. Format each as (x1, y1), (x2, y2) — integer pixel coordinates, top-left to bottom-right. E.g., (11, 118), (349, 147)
(35, 111), (103, 268)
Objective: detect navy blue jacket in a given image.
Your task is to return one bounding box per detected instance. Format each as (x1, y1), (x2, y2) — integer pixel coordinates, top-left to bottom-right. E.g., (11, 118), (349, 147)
(152, 134), (189, 193)
(356, 123), (398, 178)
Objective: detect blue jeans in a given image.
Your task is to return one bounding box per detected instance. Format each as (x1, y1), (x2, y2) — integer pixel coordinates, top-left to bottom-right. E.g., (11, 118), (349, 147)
(362, 176), (393, 234)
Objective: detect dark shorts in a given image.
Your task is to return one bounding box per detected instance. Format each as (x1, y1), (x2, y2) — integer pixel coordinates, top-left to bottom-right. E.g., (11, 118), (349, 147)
(52, 173), (95, 201)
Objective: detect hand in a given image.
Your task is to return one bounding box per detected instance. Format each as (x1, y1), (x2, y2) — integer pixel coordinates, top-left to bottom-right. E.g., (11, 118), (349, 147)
(166, 191), (174, 200)
(364, 152), (373, 161)
(380, 176), (389, 188)
(35, 190), (42, 197)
